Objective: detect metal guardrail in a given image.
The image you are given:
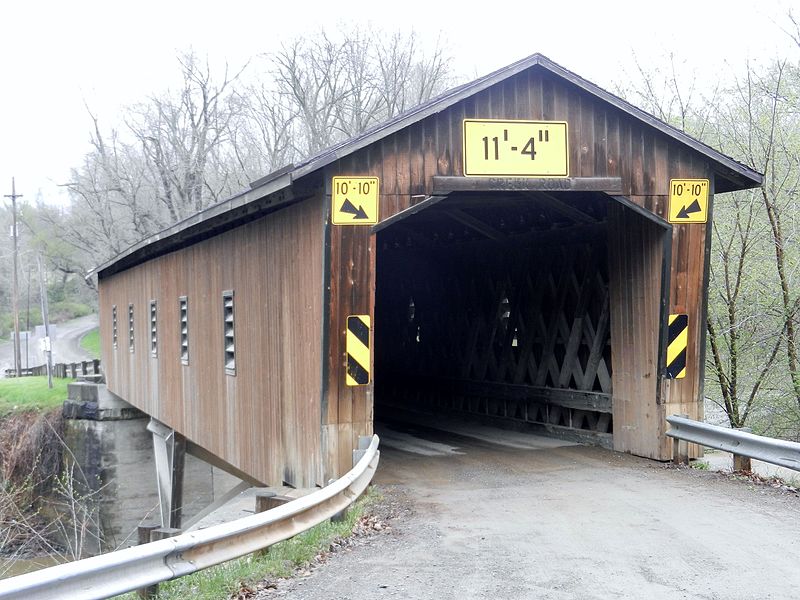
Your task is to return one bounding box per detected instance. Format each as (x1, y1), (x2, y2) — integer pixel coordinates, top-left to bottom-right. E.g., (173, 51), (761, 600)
(0, 435), (380, 600)
(666, 415), (800, 471)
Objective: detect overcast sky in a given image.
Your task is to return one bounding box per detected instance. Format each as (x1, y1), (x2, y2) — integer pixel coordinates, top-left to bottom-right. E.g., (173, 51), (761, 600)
(0, 0), (796, 207)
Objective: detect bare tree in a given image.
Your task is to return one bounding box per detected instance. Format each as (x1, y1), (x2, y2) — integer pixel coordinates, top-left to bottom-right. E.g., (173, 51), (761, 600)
(376, 31), (451, 118)
(271, 28), (453, 154)
(271, 32), (352, 155)
(44, 29), (453, 288)
(705, 189), (784, 428)
(228, 84), (297, 185)
(126, 51), (247, 219)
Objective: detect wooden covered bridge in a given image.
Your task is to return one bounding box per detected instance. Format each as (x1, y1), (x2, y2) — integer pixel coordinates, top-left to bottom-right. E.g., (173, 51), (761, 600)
(95, 54), (762, 492)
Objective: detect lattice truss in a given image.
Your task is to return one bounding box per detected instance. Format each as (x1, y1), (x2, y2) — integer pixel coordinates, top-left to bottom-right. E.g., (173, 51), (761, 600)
(376, 236), (613, 438)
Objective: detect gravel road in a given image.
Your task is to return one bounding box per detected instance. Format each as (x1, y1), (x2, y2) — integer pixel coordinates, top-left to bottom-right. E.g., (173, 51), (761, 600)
(267, 419), (800, 600)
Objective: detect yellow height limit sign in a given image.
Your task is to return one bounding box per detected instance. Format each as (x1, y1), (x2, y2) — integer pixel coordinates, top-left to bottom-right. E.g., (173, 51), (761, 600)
(463, 119), (569, 177)
(669, 179), (709, 224)
(332, 177), (379, 225)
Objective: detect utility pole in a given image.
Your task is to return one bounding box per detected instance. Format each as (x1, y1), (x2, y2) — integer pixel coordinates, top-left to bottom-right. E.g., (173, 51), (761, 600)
(25, 265), (32, 370)
(4, 178), (22, 377)
(37, 254), (53, 389)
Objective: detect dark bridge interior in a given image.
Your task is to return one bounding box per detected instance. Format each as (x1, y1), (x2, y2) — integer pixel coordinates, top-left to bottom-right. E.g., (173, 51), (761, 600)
(374, 191), (614, 446)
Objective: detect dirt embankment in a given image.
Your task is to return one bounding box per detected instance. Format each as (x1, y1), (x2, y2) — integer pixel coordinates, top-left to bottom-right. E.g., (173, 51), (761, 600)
(0, 410), (64, 559)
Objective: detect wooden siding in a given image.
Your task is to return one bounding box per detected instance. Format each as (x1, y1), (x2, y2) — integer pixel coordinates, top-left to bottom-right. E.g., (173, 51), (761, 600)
(323, 65), (713, 475)
(608, 203), (667, 457)
(99, 196), (325, 487)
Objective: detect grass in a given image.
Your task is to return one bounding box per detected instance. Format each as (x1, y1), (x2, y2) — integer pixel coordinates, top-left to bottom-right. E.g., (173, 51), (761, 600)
(79, 328), (101, 360)
(690, 460), (710, 470)
(120, 486), (381, 600)
(0, 376), (72, 416)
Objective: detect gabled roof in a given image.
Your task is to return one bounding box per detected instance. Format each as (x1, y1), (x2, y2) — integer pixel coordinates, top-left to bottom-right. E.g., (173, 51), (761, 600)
(288, 53), (762, 191)
(95, 53), (762, 279)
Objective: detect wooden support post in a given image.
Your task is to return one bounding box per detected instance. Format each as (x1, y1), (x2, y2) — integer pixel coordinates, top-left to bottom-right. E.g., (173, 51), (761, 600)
(136, 524), (159, 599)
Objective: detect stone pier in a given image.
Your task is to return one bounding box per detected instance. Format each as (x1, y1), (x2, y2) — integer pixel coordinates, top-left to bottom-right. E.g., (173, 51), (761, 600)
(60, 382), (237, 555)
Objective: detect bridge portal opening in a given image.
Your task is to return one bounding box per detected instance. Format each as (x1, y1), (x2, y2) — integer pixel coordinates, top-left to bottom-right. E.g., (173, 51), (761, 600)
(374, 191), (626, 447)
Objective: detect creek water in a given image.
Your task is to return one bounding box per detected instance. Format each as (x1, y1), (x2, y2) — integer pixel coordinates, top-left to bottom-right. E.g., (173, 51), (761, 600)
(1, 554), (64, 579)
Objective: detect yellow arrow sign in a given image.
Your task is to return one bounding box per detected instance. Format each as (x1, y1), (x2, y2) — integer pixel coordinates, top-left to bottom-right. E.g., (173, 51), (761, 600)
(346, 315), (371, 386)
(669, 179), (709, 224)
(332, 177), (379, 225)
(666, 313), (688, 379)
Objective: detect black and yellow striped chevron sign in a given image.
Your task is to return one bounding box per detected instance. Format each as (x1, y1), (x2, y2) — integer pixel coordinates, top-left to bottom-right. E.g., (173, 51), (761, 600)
(666, 314), (688, 379)
(346, 315), (371, 386)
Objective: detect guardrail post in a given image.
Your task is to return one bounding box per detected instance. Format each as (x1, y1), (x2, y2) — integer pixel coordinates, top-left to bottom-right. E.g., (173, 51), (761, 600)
(256, 493), (292, 511)
(151, 527), (182, 540)
(671, 414), (690, 465)
(255, 491), (277, 513)
(144, 527), (182, 596)
(253, 492), (279, 556)
(135, 524), (160, 599)
(733, 427), (753, 472)
(672, 436), (689, 465)
(328, 479), (348, 522)
(332, 436), (375, 523)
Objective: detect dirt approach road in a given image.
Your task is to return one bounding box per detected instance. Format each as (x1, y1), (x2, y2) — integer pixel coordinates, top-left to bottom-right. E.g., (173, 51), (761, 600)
(271, 421), (800, 600)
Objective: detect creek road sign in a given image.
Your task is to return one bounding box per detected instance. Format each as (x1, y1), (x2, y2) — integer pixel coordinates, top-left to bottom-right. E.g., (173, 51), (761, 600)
(332, 177), (379, 225)
(463, 119), (569, 177)
(669, 179), (709, 224)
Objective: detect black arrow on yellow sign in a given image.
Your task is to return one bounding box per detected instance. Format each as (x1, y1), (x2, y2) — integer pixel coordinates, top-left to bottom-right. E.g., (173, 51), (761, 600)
(340, 198), (368, 220)
(676, 200), (702, 220)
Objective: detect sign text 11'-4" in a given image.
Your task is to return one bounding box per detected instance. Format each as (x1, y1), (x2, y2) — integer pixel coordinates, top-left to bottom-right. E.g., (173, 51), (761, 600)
(463, 120), (569, 177)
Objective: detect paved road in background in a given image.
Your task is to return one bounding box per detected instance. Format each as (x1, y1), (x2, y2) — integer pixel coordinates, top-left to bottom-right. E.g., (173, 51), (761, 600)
(0, 314), (98, 376)
(273, 420), (800, 600)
